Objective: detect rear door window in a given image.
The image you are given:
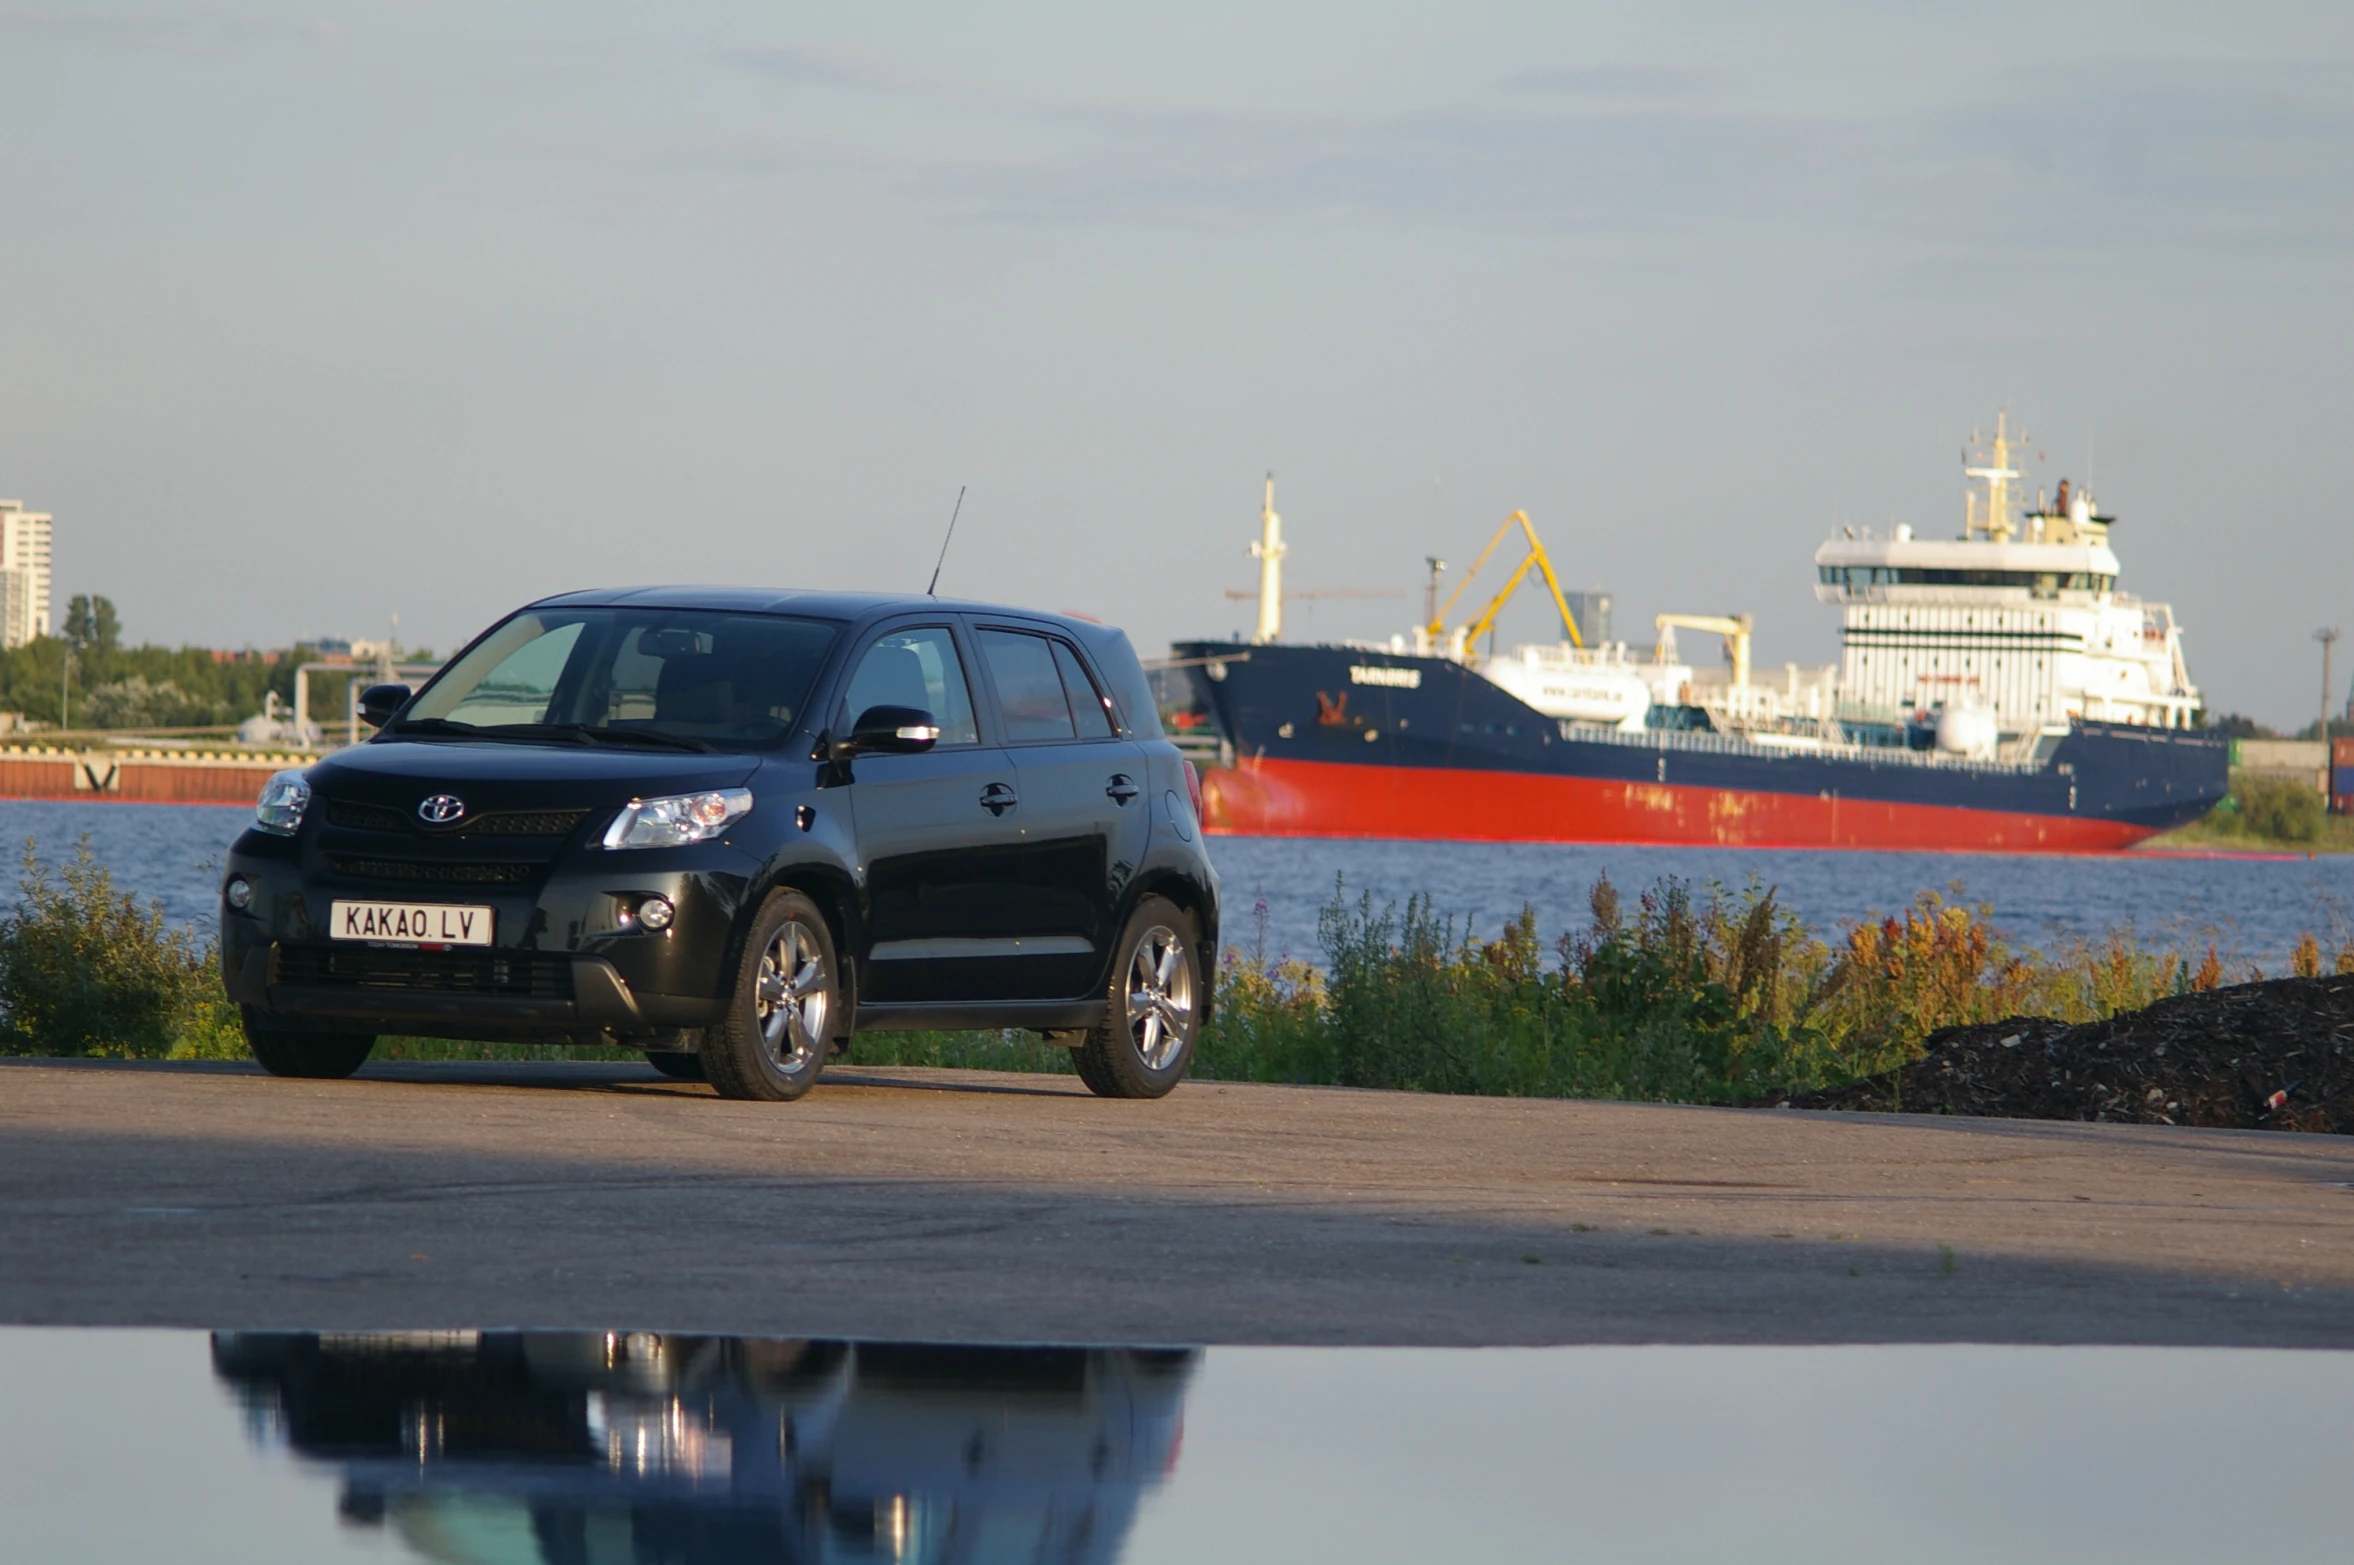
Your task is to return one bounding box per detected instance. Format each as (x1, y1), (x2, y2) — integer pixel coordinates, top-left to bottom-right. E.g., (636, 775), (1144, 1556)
(977, 629), (1077, 743)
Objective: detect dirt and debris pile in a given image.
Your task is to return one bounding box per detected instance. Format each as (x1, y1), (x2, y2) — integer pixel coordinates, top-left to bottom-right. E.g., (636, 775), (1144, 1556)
(1797, 974), (2354, 1132)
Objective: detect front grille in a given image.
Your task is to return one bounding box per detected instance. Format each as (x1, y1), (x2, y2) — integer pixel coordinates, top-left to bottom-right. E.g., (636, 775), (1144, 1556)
(275, 944), (575, 1000)
(465, 809), (589, 837)
(326, 800), (410, 833)
(324, 800), (589, 839)
(326, 856), (537, 886)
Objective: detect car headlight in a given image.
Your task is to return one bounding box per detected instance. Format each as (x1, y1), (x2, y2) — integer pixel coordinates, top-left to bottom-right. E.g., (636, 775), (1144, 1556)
(254, 769), (311, 836)
(601, 788), (753, 849)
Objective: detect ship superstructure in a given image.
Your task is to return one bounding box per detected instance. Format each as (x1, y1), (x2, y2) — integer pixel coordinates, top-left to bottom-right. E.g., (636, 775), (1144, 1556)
(1814, 414), (2199, 737)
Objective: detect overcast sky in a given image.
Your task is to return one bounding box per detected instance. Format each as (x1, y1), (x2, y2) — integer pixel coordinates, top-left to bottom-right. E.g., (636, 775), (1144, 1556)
(3, 1), (2349, 724)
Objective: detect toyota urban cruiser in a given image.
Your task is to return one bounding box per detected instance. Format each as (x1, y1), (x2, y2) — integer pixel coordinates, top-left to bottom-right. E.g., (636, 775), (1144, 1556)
(219, 589), (1219, 1101)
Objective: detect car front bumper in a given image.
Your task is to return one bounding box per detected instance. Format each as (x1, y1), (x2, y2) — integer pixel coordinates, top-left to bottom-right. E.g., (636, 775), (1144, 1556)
(220, 832), (750, 1042)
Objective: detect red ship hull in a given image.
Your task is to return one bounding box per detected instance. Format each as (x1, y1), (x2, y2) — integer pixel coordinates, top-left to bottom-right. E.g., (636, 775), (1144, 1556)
(1203, 756), (2153, 853)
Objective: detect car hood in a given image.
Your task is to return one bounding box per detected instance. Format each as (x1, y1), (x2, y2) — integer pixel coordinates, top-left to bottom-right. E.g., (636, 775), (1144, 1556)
(307, 738), (761, 815)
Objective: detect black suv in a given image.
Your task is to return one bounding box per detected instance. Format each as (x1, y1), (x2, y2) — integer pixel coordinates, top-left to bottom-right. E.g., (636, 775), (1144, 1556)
(220, 589), (1219, 1101)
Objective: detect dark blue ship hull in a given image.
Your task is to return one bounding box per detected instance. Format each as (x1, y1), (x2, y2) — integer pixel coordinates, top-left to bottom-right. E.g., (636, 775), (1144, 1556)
(1174, 641), (2227, 850)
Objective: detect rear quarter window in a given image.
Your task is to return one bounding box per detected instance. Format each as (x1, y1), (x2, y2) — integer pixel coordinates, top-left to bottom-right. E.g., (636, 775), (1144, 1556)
(1072, 626), (1162, 739)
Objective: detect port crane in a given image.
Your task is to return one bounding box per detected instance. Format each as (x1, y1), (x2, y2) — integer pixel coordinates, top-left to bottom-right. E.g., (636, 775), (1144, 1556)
(1427, 510), (1585, 656)
(1653, 613), (1754, 689)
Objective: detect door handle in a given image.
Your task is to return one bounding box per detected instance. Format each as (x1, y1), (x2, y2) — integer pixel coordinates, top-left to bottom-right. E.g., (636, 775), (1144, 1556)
(979, 782), (1019, 817)
(1106, 774), (1140, 804)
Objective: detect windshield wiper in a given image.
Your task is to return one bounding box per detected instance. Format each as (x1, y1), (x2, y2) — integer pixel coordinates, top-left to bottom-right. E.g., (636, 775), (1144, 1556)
(541, 724), (720, 753)
(388, 718), (543, 743)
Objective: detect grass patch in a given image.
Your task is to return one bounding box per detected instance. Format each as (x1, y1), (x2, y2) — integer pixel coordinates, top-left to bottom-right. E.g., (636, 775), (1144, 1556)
(373, 1032), (1079, 1070)
(374, 1038), (644, 1062)
(841, 1030), (1077, 1073)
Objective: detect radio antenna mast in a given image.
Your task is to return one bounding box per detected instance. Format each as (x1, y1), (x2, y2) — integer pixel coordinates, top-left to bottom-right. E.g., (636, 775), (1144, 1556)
(926, 485), (966, 598)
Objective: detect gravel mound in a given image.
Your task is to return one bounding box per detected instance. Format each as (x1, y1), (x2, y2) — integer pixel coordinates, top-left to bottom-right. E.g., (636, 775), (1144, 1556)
(1795, 974), (2354, 1132)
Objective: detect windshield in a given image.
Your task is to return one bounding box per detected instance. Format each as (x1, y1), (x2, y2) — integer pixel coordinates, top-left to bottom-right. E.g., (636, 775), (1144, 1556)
(400, 608), (840, 751)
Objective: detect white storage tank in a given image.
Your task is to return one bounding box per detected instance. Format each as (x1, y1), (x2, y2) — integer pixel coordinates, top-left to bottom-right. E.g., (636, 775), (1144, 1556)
(1935, 703), (2000, 759)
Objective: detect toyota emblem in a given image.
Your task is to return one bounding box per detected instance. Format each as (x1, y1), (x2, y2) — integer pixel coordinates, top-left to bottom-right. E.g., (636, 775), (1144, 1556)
(417, 794), (467, 826)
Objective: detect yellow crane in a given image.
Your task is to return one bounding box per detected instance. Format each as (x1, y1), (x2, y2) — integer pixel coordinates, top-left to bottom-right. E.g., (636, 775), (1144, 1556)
(1653, 613), (1754, 688)
(1427, 510), (1585, 653)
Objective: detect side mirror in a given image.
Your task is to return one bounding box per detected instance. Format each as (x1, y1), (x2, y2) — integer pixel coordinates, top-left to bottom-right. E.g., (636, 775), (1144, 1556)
(357, 683), (411, 730)
(838, 704), (940, 757)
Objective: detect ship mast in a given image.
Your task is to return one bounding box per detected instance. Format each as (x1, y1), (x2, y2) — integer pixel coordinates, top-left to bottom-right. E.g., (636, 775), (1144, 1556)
(1964, 411), (2026, 542)
(1249, 473), (1285, 644)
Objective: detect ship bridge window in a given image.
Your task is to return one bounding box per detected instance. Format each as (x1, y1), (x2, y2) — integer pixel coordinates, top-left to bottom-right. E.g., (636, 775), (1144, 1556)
(1822, 566), (2112, 593)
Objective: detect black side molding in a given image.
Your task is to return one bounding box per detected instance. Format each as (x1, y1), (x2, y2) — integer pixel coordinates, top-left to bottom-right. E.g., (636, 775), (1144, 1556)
(853, 999), (1108, 1034)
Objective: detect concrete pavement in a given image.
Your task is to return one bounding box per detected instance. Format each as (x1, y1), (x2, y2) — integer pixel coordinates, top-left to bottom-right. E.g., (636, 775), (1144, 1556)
(3, 1057), (2351, 1345)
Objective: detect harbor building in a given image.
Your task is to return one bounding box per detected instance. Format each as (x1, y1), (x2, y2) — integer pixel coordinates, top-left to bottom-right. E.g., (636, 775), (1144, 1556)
(0, 501), (53, 648)
(1564, 590), (1612, 647)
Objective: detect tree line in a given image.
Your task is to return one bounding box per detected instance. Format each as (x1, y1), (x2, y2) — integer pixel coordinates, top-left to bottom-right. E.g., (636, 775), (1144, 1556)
(0, 595), (431, 732)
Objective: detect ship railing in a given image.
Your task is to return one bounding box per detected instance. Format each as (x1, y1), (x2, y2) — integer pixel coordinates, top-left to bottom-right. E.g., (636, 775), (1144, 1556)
(1568, 721), (2043, 776)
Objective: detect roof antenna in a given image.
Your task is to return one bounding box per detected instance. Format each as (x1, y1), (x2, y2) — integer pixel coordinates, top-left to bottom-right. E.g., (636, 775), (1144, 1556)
(926, 485), (966, 597)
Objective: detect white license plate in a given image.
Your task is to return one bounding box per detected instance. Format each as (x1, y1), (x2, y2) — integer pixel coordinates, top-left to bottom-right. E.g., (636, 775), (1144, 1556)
(329, 900), (496, 947)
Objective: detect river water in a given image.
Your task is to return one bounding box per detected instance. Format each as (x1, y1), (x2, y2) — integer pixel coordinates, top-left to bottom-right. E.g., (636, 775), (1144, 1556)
(3, 798), (2348, 973)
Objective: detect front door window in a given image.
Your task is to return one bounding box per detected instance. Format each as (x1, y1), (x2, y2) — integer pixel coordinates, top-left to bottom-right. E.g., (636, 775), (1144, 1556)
(840, 626), (979, 745)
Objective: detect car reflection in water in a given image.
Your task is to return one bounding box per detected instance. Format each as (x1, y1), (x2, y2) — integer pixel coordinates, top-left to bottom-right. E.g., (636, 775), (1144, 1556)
(210, 1331), (1197, 1565)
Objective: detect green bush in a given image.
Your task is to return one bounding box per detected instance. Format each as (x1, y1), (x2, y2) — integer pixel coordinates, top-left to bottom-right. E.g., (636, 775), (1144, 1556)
(2228, 774), (2328, 843)
(0, 838), (238, 1058)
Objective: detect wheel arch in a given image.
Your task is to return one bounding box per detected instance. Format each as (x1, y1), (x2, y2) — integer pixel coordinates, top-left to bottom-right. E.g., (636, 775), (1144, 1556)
(736, 859), (865, 1031)
(1122, 869), (1219, 1025)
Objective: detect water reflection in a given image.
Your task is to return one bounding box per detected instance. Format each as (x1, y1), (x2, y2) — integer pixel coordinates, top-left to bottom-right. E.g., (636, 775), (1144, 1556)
(210, 1331), (1196, 1565)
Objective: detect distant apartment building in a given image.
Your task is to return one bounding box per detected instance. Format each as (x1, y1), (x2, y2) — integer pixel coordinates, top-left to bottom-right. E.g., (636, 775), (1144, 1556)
(0, 501), (52, 648)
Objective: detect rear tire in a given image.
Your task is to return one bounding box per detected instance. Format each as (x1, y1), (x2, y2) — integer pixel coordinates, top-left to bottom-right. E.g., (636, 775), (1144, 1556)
(704, 890), (838, 1103)
(241, 1010), (376, 1080)
(1073, 897), (1200, 1100)
(645, 1051), (705, 1082)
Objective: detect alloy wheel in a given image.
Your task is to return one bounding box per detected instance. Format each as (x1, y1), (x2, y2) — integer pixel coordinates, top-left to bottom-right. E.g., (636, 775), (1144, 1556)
(754, 920), (829, 1073)
(1125, 924), (1194, 1068)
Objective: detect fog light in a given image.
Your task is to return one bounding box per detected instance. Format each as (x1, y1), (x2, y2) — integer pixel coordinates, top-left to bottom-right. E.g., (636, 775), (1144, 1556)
(224, 876), (253, 911)
(636, 894), (675, 932)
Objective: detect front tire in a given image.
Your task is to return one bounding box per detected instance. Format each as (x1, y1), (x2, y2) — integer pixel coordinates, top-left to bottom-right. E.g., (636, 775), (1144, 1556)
(241, 1010), (376, 1080)
(704, 890), (837, 1103)
(1073, 897), (1201, 1099)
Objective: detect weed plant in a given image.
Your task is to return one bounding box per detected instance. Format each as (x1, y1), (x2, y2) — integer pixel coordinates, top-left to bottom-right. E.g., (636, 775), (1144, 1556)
(1193, 875), (2347, 1103)
(4, 836), (2349, 1105)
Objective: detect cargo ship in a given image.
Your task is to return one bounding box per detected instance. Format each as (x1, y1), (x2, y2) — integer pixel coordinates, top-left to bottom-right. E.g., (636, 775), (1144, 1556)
(1170, 421), (2227, 850)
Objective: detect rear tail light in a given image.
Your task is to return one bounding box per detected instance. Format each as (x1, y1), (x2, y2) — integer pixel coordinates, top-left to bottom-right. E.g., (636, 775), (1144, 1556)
(1182, 759), (1204, 823)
